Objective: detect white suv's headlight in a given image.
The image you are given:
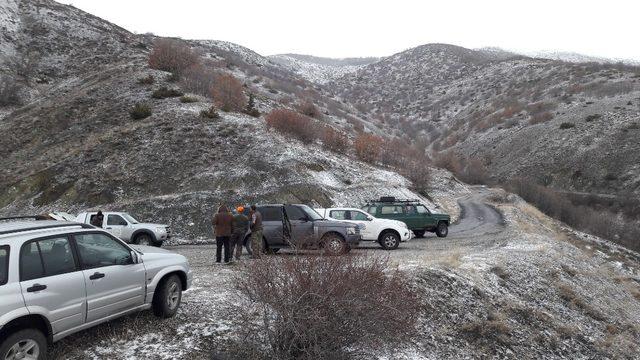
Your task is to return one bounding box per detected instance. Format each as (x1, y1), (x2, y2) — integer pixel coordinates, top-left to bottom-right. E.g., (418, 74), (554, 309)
(346, 227), (357, 235)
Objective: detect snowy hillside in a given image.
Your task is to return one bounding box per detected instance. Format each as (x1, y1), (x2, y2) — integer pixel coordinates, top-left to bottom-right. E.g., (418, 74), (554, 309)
(269, 54), (377, 84)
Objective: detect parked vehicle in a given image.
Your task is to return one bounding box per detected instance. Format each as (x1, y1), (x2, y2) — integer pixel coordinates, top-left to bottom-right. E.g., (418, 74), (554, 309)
(251, 204), (361, 255)
(0, 217), (192, 360)
(362, 197), (451, 238)
(75, 211), (170, 247)
(316, 207), (412, 250)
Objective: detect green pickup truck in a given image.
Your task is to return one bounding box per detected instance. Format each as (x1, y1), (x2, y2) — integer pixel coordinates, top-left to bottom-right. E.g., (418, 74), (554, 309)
(362, 197), (450, 238)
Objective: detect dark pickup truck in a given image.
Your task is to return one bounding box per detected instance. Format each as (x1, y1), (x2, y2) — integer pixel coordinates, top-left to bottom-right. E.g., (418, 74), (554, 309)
(250, 204), (361, 255)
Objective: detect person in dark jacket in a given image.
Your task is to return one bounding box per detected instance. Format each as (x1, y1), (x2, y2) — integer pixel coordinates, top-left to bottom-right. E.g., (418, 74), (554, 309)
(212, 204), (234, 264)
(91, 210), (104, 227)
(249, 205), (263, 259)
(230, 206), (249, 260)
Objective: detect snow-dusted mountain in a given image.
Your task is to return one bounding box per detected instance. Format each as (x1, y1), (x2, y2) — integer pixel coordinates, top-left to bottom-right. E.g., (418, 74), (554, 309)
(269, 54), (378, 84)
(330, 43), (640, 200)
(0, 0), (425, 239)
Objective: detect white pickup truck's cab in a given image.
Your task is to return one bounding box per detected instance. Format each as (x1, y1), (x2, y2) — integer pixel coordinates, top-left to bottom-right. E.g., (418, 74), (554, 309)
(316, 208), (412, 250)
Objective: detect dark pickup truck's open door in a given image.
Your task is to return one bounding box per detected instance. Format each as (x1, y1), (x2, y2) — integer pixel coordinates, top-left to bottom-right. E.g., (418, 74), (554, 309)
(282, 206), (292, 244)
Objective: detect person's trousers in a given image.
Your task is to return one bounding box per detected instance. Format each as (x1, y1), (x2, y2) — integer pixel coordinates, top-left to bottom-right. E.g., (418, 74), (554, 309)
(230, 232), (245, 259)
(216, 236), (231, 263)
(243, 234), (253, 256)
(250, 230), (263, 258)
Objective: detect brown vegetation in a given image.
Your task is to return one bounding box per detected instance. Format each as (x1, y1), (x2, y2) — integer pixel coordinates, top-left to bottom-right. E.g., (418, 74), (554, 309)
(148, 38), (200, 75)
(354, 133), (383, 163)
(211, 73), (246, 112)
(265, 108), (320, 144)
(321, 126), (350, 153)
(231, 254), (420, 360)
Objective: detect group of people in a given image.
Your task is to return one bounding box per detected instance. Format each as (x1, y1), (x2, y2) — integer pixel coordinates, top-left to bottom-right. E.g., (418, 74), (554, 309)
(211, 204), (263, 263)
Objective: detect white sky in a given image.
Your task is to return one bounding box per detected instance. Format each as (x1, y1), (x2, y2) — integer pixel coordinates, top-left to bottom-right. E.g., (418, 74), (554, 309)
(59, 0), (640, 60)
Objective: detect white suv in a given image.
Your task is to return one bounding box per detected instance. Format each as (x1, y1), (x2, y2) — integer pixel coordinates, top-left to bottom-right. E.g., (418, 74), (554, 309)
(0, 217), (192, 360)
(316, 208), (412, 250)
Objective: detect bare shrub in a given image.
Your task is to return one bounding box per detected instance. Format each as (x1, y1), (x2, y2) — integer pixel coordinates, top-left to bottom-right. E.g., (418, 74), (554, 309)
(559, 122), (575, 129)
(211, 73), (246, 112)
(148, 38), (200, 75)
(179, 95), (198, 103)
(297, 100), (321, 118)
(180, 63), (217, 96)
(529, 111), (554, 125)
(321, 126), (350, 153)
(137, 74), (155, 85)
(0, 76), (22, 106)
(130, 103), (152, 120)
(151, 86), (183, 99)
(434, 151), (463, 175)
(265, 108), (319, 144)
(354, 133), (383, 163)
(200, 106), (220, 119)
(232, 255), (420, 360)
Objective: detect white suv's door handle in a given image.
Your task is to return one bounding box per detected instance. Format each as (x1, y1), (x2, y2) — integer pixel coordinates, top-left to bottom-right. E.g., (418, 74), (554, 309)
(27, 284), (47, 292)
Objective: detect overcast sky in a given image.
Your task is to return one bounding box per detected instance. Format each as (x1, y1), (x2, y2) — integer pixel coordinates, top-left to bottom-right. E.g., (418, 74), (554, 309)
(59, 0), (639, 60)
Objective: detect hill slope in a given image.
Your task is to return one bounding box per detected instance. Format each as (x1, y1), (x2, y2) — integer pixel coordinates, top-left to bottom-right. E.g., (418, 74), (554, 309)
(330, 44), (640, 198)
(0, 0), (442, 239)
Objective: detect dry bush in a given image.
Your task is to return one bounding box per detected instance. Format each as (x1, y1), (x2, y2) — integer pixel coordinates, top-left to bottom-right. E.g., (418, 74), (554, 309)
(506, 178), (640, 251)
(297, 100), (321, 118)
(265, 108), (320, 144)
(529, 111), (554, 125)
(137, 74), (155, 85)
(459, 158), (489, 184)
(434, 151), (463, 175)
(231, 255), (420, 360)
(129, 103), (152, 120)
(179, 95), (198, 103)
(0, 76), (22, 106)
(354, 133), (383, 163)
(460, 310), (511, 344)
(200, 106), (220, 119)
(151, 86), (183, 99)
(321, 126), (350, 153)
(180, 63), (217, 97)
(148, 38), (200, 75)
(211, 73), (246, 112)
(559, 122), (575, 129)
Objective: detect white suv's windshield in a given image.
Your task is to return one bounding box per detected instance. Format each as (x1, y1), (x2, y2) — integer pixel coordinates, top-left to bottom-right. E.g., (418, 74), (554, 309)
(0, 246), (8, 286)
(122, 213), (139, 224)
(300, 205), (324, 221)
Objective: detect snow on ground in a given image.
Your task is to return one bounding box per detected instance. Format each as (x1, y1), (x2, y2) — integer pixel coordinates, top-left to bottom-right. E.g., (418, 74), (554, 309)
(269, 54), (368, 84)
(49, 186), (640, 359)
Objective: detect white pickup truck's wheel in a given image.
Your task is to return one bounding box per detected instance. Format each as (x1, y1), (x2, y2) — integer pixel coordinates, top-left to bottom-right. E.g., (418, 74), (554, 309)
(153, 274), (182, 318)
(135, 233), (152, 246)
(0, 329), (46, 360)
(379, 231), (400, 250)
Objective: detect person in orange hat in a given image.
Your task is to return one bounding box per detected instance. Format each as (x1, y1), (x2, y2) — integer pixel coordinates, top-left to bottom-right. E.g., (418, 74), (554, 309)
(230, 205), (250, 260)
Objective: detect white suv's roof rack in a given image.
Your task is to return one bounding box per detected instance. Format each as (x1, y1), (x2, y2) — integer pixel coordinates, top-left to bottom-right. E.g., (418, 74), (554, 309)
(0, 217), (93, 236)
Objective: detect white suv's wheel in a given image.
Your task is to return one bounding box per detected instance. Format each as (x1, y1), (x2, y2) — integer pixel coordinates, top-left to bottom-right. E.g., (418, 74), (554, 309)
(0, 329), (47, 360)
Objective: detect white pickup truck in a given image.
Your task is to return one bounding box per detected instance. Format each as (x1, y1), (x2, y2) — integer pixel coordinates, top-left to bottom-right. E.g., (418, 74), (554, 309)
(316, 207), (412, 250)
(75, 212), (170, 247)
